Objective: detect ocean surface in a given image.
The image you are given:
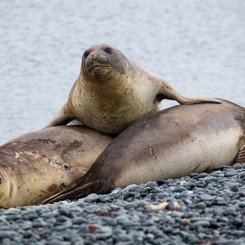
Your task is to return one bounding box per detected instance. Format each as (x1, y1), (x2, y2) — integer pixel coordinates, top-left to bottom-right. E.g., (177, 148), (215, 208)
(0, 0), (244, 144)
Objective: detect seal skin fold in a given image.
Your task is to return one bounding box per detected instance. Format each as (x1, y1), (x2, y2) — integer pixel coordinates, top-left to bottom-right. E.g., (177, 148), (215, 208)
(44, 99), (245, 204)
(0, 126), (112, 208)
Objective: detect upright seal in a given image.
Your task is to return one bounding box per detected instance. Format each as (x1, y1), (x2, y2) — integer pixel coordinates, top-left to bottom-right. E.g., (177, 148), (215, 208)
(44, 100), (245, 203)
(46, 44), (220, 134)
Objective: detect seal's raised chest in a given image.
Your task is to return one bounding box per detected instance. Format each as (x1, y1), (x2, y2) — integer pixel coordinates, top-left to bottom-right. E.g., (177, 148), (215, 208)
(74, 85), (146, 134)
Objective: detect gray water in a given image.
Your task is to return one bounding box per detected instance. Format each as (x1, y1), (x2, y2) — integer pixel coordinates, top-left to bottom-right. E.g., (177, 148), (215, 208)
(0, 0), (244, 144)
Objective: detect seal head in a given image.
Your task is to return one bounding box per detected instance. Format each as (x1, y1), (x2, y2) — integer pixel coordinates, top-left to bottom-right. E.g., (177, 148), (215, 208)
(82, 44), (127, 80)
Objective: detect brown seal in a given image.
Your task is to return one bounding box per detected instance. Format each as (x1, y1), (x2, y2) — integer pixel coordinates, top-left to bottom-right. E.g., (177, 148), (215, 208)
(0, 126), (112, 208)
(44, 99), (245, 203)
(46, 44), (220, 134)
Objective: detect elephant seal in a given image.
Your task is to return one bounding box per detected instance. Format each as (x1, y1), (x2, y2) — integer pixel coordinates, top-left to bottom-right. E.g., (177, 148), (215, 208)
(0, 126), (112, 208)
(44, 100), (245, 203)
(46, 44), (220, 134)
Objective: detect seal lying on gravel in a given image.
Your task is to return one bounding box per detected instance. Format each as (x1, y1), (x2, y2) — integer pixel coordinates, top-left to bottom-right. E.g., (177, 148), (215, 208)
(46, 44), (220, 134)
(44, 100), (245, 203)
(0, 126), (112, 208)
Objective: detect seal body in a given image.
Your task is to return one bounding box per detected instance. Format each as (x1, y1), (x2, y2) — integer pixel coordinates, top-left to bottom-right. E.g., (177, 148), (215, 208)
(44, 100), (245, 203)
(46, 44), (220, 134)
(0, 126), (112, 208)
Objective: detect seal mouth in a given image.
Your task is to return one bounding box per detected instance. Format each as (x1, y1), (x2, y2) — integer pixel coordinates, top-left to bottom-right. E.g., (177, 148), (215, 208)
(87, 65), (110, 73)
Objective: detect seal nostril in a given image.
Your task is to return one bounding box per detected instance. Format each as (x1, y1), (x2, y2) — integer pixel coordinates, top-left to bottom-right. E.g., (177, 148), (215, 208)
(83, 50), (91, 59)
(103, 47), (113, 54)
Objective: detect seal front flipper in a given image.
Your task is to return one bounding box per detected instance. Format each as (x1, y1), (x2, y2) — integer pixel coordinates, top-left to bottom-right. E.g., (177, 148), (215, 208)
(157, 78), (221, 104)
(45, 104), (75, 127)
(43, 179), (112, 204)
(235, 145), (245, 163)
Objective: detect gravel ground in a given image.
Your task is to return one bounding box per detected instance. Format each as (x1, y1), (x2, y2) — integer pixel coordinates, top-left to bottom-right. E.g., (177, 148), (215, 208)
(0, 163), (244, 244)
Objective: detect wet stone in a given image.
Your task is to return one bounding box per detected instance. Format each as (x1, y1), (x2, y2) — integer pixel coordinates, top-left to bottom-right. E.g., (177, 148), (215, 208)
(23, 231), (33, 239)
(93, 226), (112, 239)
(239, 172), (245, 179)
(174, 192), (188, 199)
(135, 200), (147, 208)
(189, 173), (199, 178)
(231, 218), (243, 228)
(199, 194), (213, 201)
(0, 230), (16, 239)
(123, 192), (135, 200)
(191, 220), (210, 227)
(202, 176), (216, 183)
(238, 191), (245, 197)
(195, 202), (207, 209)
(21, 221), (32, 230)
(124, 184), (142, 192)
(196, 181), (207, 187)
(229, 184), (239, 192)
(218, 217), (229, 223)
(58, 208), (73, 218)
(79, 225), (89, 233)
(5, 214), (19, 221)
(145, 233), (155, 240)
(214, 197), (226, 205)
(224, 170), (237, 177)
(211, 170), (224, 177)
(196, 173), (208, 179)
(151, 187), (162, 193)
(32, 218), (48, 228)
(172, 186), (187, 192)
(114, 234), (133, 243)
(146, 181), (158, 189)
(130, 230), (144, 242)
(101, 217), (117, 226)
(72, 218), (86, 225)
(84, 193), (99, 203)
(26, 212), (38, 220)
(238, 201), (245, 208)
(224, 207), (237, 216)
(185, 182), (196, 190)
(146, 228), (164, 238)
(155, 192), (170, 199)
(46, 241), (69, 245)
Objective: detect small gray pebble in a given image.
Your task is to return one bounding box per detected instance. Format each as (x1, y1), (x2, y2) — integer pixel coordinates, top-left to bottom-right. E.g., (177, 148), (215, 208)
(146, 181), (158, 189)
(191, 220), (210, 227)
(114, 234), (133, 242)
(229, 184), (239, 192)
(195, 202), (207, 209)
(0, 231), (16, 239)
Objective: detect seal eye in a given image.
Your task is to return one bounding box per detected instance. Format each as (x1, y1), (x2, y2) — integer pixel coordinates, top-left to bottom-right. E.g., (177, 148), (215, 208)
(104, 47), (113, 54)
(83, 50), (90, 59)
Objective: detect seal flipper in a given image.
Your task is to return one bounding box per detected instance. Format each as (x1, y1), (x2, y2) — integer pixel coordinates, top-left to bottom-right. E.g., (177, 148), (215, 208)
(157, 79), (221, 104)
(43, 182), (96, 204)
(43, 179), (112, 204)
(235, 145), (245, 163)
(45, 105), (74, 127)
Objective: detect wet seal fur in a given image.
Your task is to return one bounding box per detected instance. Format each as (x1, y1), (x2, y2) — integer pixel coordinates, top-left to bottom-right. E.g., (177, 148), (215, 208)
(0, 126), (112, 208)
(46, 44), (220, 134)
(44, 100), (245, 203)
